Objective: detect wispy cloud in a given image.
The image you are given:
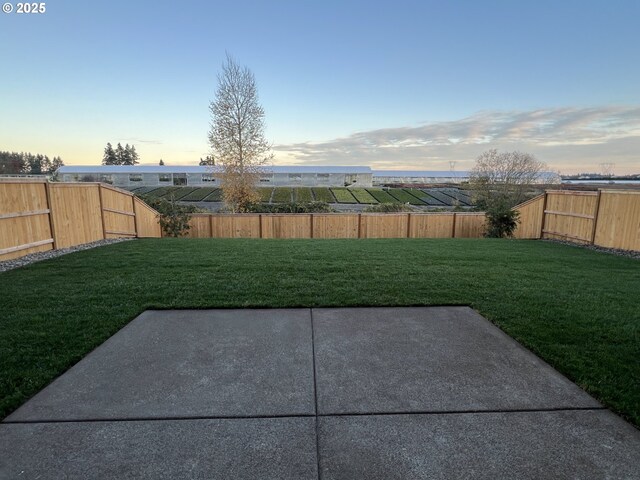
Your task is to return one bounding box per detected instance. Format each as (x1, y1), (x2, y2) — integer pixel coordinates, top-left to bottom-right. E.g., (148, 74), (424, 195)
(121, 138), (163, 145)
(273, 106), (640, 174)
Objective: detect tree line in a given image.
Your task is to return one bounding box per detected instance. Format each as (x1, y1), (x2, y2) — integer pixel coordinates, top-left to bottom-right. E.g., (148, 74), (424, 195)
(0, 151), (64, 175)
(102, 143), (139, 165)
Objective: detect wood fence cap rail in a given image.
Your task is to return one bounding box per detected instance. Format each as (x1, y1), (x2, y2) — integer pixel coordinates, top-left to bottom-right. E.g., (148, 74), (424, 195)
(598, 188), (640, 195)
(0, 177), (48, 183)
(546, 189), (598, 196)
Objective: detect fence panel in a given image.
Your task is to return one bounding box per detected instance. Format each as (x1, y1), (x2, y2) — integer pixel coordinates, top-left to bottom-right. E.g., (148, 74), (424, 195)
(360, 214), (409, 238)
(185, 214), (212, 238)
(0, 182), (53, 260)
(48, 184), (104, 248)
(542, 191), (597, 243)
(211, 215), (261, 238)
(514, 195), (545, 239)
(312, 214), (359, 238)
(0, 181), (161, 259)
(594, 190), (640, 250)
(261, 215), (312, 239)
(100, 185), (136, 238)
(409, 214), (455, 238)
(454, 213), (486, 238)
(133, 197), (162, 238)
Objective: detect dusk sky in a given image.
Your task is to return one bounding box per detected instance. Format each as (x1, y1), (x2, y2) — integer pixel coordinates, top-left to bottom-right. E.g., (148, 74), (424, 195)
(1, 0), (639, 174)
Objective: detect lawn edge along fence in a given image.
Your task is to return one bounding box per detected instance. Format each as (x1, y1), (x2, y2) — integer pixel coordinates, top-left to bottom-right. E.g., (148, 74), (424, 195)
(0, 179), (161, 261)
(512, 189), (640, 251)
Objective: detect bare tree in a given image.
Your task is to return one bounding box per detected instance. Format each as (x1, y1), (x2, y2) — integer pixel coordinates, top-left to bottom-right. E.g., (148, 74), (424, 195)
(208, 54), (272, 212)
(470, 149), (548, 208)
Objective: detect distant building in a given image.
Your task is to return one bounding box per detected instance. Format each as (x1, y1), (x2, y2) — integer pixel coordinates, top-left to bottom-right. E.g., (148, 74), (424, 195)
(57, 165), (373, 187)
(56, 165), (562, 188)
(372, 170), (470, 185)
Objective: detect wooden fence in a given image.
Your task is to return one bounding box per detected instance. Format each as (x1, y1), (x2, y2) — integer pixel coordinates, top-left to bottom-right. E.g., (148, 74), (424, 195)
(3, 180), (638, 259)
(180, 212), (487, 240)
(0, 180), (161, 261)
(514, 189), (640, 251)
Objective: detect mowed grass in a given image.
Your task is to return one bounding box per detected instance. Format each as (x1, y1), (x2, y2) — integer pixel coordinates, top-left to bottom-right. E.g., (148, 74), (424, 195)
(0, 239), (638, 425)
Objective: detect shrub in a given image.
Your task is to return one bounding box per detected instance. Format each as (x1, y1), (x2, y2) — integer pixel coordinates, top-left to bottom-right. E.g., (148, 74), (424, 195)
(363, 203), (413, 213)
(246, 202), (335, 213)
(484, 200), (520, 238)
(140, 195), (196, 237)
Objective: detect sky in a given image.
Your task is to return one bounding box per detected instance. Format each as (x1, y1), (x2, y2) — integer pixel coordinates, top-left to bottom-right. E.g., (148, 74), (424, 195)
(1, 0), (639, 175)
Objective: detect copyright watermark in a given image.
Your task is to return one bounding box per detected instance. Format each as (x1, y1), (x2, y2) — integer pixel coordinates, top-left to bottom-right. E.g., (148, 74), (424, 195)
(3, 2), (47, 14)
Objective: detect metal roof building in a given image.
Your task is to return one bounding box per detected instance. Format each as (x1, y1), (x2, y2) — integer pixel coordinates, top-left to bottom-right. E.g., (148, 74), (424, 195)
(372, 170), (470, 185)
(57, 165), (373, 187)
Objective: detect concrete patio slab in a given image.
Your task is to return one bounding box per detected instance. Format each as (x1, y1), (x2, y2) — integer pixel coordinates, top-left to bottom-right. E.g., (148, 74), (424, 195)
(6, 309), (315, 421)
(312, 307), (600, 414)
(0, 417), (317, 480)
(317, 410), (640, 479)
(4, 307), (638, 479)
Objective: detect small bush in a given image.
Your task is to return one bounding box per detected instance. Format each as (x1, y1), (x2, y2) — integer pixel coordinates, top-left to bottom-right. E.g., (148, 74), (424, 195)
(363, 203), (413, 213)
(140, 195), (196, 237)
(485, 201), (520, 238)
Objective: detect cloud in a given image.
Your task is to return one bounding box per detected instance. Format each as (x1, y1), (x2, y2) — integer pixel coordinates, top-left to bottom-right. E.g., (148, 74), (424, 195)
(273, 106), (640, 174)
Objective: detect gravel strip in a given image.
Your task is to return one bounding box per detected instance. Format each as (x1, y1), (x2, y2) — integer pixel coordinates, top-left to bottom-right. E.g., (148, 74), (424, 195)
(543, 239), (640, 259)
(0, 238), (135, 273)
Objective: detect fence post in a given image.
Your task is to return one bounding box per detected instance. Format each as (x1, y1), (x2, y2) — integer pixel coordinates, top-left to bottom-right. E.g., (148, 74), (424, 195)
(310, 214), (314, 239)
(259, 214), (263, 239)
(406, 213), (411, 238)
(451, 212), (457, 238)
(358, 213), (362, 239)
(44, 181), (58, 249)
(97, 184), (107, 239)
(590, 190), (602, 245)
(539, 192), (548, 239)
(209, 214), (213, 238)
(131, 194), (139, 238)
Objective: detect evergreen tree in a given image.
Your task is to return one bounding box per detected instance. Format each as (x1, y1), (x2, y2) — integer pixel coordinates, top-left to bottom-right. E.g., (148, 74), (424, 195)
(114, 143), (125, 165)
(199, 155), (215, 166)
(159, 159), (165, 166)
(50, 156), (64, 173)
(103, 143), (118, 165)
(0, 151), (26, 174)
(121, 144), (132, 165)
(128, 144), (139, 165)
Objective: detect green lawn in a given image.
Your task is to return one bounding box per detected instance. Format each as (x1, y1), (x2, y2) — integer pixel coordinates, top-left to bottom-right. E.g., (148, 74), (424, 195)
(1, 239), (638, 425)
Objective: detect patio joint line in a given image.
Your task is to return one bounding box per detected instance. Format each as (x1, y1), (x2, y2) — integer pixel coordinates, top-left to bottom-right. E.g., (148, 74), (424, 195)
(315, 406), (607, 418)
(310, 308), (323, 480)
(1, 413), (316, 425)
